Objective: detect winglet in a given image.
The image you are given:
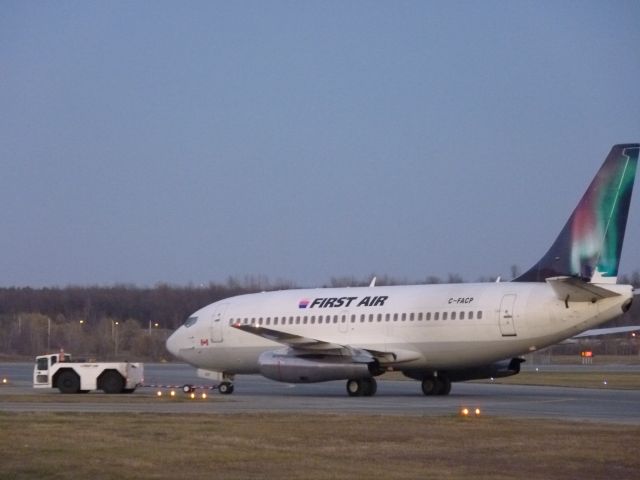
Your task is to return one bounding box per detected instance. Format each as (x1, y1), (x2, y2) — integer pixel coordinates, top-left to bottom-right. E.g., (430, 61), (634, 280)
(516, 144), (639, 283)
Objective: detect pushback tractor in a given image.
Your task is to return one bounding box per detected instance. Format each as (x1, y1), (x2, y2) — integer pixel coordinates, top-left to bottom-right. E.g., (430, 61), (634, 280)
(33, 352), (144, 394)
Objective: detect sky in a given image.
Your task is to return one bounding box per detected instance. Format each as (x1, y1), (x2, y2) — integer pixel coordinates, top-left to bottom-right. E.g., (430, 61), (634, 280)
(2, 1), (640, 288)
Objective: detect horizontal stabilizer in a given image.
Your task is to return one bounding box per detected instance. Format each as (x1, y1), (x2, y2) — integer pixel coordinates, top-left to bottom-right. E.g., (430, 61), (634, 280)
(546, 276), (620, 303)
(573, 325), (640, 338)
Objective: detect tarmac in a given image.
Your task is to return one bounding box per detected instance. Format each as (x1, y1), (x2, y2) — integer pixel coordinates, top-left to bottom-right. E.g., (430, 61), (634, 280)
(1, 362), (639, 424)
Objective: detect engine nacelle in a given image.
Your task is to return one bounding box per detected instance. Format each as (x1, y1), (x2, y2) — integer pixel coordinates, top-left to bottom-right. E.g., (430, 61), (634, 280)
(258, 351), (373, 383)
(445, 357), (525, 382)
(402, 357), (524, 382)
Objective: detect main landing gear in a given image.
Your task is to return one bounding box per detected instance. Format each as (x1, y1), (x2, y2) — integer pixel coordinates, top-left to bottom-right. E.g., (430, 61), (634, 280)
(421, 375), (451, 396)
(346, 377), (377, 397)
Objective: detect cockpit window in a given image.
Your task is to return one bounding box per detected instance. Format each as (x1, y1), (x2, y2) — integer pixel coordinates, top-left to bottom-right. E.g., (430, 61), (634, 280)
(184, 316), (198, 328)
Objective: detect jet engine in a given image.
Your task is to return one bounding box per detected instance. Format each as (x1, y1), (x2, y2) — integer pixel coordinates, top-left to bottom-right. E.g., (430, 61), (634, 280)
(402, 357), (524, 382)
(258, 350), (374, 383)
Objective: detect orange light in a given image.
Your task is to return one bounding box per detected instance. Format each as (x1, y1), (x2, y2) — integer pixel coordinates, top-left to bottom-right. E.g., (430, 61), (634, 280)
(475, 408), (481, 416)
(460, 408), (469, 416)
(201, 393), (207, 399)
(170, 390), (176, 397)
(156, 391), (162, 397)
(2, 378), (7, 384)
(190, 392), (195, 399)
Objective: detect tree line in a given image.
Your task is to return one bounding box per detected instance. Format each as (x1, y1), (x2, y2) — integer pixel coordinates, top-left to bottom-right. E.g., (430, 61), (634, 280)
(0, 272), (638, 361)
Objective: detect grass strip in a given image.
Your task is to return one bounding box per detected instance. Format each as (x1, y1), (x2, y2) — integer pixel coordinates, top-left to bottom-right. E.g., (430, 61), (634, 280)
(0, 412), (638, 480)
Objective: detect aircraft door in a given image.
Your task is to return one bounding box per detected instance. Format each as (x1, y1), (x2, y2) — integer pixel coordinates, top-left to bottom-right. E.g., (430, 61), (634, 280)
(499, 294), (517, 336)
(210, 303), (229, 343)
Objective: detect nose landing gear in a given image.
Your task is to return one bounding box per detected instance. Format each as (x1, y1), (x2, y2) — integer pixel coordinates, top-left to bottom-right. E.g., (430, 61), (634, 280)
(218, 381), (234, 394)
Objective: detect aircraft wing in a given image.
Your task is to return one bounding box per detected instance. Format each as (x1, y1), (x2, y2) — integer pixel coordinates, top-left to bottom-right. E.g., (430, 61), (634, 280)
(232, 324), (346, 352)
(231, 324), (422, 364)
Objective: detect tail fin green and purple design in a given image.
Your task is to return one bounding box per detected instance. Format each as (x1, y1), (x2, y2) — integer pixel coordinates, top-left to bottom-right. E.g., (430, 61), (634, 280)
(515, 144), (639, 284)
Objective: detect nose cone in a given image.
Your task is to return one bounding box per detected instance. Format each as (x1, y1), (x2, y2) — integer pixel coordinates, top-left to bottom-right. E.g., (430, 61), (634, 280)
(165, 329), (182, 358)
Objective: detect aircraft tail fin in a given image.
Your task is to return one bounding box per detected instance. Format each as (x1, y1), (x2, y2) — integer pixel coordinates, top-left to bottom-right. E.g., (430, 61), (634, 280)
(515, 144), (639, 283)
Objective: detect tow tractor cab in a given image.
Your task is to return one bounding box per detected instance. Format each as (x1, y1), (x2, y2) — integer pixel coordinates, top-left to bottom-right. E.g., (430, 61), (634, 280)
(33, 353), (144, 394)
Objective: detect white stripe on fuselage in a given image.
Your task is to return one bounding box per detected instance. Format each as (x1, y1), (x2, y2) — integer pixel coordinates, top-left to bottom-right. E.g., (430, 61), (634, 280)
(171, 282), (632, 374)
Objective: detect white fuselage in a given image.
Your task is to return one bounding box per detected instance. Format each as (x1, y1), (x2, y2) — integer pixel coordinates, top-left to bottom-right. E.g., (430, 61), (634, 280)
(166, 281), (632, 374)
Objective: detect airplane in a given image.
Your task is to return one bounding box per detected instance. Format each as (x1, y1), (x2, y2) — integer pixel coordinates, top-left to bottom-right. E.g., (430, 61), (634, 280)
(166, 144), (639, 397)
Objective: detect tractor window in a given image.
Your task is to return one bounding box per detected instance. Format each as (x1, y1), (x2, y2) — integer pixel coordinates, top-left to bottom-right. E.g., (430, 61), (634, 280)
(37, 358), (49, 371)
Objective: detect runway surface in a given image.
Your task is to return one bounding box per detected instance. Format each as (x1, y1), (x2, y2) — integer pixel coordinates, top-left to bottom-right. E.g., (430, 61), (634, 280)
(1, 362), (639, 424)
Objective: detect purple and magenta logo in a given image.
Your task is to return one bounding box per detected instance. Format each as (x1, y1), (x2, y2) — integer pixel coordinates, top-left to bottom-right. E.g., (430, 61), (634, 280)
(298, 298), (310, 309)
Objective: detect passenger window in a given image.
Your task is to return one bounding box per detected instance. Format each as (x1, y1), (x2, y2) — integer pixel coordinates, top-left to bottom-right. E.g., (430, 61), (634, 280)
(385, 313), (390, 322)
(377, 314), (382, 322)
(303, 316), (308, 324)
(410, 313), (415, 322)
(451, 312), (456, 320)
(401, 313), (406, 322)
(184, 316), (199, 328)
(360, 314), (365, 323)
(351, 315), (356, 323)
(434, 312), (439, 321)
(393, 313), (398, 322)
(460, 311), (465, 320)
(443, 312), (448, 321)
(477, 311), (483, 319)
(369, 314), (374, 323)
(468, 311), (474, 320)
(418, 312), (423, 321)
(426, 312), (431, 321)
(310, 316), (315, 324)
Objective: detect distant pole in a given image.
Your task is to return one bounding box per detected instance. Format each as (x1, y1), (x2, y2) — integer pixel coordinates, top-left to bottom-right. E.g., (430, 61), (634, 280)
(112, 321), (119, 357)
(47, 317), (51, 352)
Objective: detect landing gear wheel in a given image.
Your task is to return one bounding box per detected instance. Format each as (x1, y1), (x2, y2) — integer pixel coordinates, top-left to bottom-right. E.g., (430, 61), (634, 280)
(346, 378), (377, 397)
(437, 377), (451, 396)
(182, 384), (194, 394)
(346, 379), (361, 396)
(362, 377), (377, 397)
(218, 381), (234, 394)
(421, 376), (441, 396)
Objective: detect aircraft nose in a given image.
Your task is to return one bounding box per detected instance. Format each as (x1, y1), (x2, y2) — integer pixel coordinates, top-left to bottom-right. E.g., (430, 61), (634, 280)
(165, 329), (182, 358)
